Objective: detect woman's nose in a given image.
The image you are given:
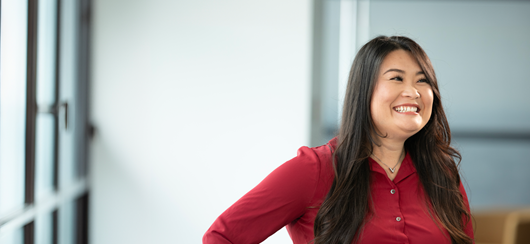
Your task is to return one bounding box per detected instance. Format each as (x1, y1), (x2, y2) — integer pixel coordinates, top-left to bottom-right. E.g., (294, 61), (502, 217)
(402, 84), (420, 99)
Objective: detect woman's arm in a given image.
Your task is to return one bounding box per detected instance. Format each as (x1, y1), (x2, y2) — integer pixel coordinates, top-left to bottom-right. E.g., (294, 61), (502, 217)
(203, 146), (322, 244)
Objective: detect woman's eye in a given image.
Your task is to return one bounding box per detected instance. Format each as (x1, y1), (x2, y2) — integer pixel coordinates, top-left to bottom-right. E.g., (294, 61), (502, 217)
(418, 79), (428, 83)
(391, 76), (403, 81)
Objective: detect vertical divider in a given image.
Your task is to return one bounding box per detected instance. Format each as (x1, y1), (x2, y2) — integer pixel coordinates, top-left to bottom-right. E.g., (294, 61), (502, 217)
(25, 0), (38, 207)
(76, 0), (91, 178)
(52, 210), (58, 244)
(75, 194), (89, 244)
(23, 222), (35, 244)
(54, 0), (62, 191)
(25, 0), (38, 243)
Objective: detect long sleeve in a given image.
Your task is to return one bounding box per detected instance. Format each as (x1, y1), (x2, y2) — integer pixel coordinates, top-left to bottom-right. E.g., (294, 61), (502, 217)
(203, 146), (322, 244)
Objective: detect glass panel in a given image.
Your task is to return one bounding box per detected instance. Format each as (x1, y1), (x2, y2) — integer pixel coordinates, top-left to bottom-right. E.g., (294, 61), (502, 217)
(35, 113), (56, 201)
(36, 0), (57, 106)
(58, 0), (77, 188)
(58, 200), (74, 244)
(0, 0), (28, 216)
(35, 212), (53, 244)
(0, 228), (23, 244)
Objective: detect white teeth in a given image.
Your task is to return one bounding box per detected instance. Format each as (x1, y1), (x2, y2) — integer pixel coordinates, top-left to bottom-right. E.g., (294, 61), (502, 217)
(394, 106), (417, 113)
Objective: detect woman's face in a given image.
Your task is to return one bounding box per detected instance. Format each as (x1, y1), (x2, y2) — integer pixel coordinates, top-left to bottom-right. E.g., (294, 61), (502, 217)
(370, 49), (434, 140)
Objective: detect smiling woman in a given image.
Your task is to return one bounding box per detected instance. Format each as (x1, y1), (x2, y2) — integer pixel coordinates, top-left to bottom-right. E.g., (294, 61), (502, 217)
(203, 36), (474, 244)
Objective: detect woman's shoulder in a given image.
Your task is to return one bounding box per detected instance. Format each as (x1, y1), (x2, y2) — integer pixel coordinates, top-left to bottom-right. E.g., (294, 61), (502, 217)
(292, 137), (336, 174)
(289, 138), (336, 204)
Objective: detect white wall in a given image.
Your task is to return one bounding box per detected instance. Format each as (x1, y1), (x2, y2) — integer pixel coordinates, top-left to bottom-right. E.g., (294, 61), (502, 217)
(90, 0), (312, 243)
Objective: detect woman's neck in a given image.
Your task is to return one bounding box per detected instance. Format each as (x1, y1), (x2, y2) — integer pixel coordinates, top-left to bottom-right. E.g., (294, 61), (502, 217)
(371, 137), (406, 180)
(373, 139), (404, 156)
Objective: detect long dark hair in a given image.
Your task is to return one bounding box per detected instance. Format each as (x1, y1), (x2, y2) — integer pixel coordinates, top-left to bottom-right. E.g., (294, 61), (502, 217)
(313, 36), (472, 244)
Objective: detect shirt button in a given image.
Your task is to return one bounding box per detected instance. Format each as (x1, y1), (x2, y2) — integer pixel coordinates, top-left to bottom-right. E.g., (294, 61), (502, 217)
(396, 217), (402, 222)
(390, 189), (396, 194)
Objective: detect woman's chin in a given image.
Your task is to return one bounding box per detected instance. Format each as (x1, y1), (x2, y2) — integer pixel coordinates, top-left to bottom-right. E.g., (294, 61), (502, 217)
(397, 125), (424, 137)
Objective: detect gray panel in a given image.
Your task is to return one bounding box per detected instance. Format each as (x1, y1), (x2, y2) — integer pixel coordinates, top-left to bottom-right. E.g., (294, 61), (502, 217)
(456, 138), (530, 207)
(369, 1), (530, 131)
(311, 0), (341, 147)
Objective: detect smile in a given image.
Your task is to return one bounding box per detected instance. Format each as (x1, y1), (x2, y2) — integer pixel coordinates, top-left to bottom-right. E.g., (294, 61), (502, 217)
(393, 106), (419, 113)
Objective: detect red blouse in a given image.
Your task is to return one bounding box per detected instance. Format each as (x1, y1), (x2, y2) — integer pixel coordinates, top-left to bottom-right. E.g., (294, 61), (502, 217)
(203, 139), (474, 244)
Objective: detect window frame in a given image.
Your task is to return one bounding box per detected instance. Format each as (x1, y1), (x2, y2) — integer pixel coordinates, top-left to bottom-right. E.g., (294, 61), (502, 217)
(0, 0), (91, 243)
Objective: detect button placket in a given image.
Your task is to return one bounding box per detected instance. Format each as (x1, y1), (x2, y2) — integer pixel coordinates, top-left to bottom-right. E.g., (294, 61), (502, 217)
(389, 184), (403, 225)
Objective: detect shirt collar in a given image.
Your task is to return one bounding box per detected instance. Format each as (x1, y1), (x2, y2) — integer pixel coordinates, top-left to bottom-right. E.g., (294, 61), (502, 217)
(328, 138), (417, 183)
(369, 152), (416, 183)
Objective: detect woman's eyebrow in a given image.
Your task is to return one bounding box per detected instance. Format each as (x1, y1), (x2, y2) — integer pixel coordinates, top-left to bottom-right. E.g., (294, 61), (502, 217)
(383, 68), (425, 75)
(383, 68), (404, 74)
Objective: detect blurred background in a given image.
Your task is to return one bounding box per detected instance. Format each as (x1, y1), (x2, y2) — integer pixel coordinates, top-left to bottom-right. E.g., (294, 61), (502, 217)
(0, 0), (529, 243)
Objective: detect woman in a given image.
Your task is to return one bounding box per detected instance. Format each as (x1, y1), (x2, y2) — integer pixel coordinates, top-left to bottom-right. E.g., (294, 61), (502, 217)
(203, 36), (474, 244)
